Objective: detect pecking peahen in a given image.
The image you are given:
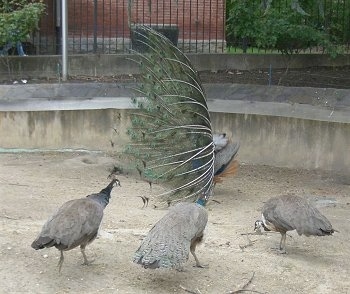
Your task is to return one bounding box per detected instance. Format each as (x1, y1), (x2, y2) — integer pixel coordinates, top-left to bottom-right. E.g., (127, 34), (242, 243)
(254, 194), (336, 253)
(125, 26), (239, 269)
(31, 177), (121, 272)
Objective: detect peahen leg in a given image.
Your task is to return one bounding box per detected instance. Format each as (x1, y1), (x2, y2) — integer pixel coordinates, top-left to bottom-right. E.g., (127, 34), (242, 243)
(57, 250), (64, 273)
(190, 236), (207, 268)
(278, 233), (287, 254)
(80, 245), (94, 265)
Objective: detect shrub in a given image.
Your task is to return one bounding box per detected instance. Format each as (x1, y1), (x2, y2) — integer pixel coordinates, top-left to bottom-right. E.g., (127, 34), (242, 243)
(0, 0), (46, 47)
(226, 0), (338, 56)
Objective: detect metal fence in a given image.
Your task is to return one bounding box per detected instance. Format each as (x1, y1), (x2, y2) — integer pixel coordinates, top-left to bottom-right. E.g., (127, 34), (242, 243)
(25, 0), (350, 55)
(26, 0), (226, 55)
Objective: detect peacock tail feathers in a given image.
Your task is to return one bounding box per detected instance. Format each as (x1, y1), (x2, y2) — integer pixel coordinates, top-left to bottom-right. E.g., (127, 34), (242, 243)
(124, 26), (215, 203)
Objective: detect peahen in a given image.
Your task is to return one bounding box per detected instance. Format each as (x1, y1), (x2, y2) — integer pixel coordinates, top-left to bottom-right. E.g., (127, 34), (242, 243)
(254, 194), (336, 253)
(125, 26), (239, 269)
(31, 177), (121, 272)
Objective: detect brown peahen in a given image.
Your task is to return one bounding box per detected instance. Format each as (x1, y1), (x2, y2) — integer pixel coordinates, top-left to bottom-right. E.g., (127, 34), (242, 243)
(125, 26), (239, 269)
(31, 177), (120, 272)
(254, 194), (336, 253)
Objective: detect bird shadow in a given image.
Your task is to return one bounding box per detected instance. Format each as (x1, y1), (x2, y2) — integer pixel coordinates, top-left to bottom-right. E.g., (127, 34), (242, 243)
(132, 265), (206, 293)
(269, 245), (336, 265)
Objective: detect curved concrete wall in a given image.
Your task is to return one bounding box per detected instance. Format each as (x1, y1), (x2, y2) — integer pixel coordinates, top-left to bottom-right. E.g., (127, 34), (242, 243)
(0, 109), (129, 152)
(0, 83), (349, 173)
(211, 112), (350, 173)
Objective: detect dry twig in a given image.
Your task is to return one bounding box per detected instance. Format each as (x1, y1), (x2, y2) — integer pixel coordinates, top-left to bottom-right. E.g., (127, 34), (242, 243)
(180, 284), (202, 294)
(0, 214), (18, 220)
(227, 272), (264, 294)
(239, 236), (257, 251)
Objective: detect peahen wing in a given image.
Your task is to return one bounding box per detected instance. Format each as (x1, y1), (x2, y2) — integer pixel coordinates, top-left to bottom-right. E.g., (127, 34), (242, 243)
(125, 26), (215, 202)
(32, 199), (103, 250)
(133, 202), (208, 269)
(262, 195), (334, 236)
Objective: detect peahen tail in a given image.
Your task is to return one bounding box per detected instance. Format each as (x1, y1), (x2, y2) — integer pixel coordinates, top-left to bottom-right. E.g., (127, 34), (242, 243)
(125, 25), (215, 204)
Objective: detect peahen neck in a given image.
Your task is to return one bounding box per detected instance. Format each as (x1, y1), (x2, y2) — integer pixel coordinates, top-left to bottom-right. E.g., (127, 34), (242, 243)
(89, 179), (116, 208)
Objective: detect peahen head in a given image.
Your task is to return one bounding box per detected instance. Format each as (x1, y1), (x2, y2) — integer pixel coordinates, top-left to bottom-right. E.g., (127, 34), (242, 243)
(254, 219), (271, 233)
(254, 220), (264, 232)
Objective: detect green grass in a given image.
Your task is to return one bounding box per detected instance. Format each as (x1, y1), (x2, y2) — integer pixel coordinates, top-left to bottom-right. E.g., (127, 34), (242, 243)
(226, 45), (350, 55)
(226, 46), (282, 54)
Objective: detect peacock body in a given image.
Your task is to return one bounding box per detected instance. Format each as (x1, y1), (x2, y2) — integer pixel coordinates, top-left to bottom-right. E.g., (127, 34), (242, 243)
(126, 26), (239, 269)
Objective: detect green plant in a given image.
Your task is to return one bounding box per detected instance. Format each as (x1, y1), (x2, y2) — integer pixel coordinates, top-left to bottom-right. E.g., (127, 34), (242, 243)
(0, 0), (45, 47)
(256, 5), (337, 57)
(226, 0), (262, 51)
(226, 0), (339, 56)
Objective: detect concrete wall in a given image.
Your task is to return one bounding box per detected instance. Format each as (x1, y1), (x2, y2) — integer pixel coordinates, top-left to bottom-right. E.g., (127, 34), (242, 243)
(0, 109), (130, 153)
(0, 83), (349, 173)
(1, 53), (350, 81)
(211, 113), (350, 173)
(1, 108), (349, 173)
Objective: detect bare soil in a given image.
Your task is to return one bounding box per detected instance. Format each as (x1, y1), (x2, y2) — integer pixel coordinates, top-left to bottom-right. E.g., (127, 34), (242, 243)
(0, 152), (349, 293)
(61, 66), (350, 89)
(66, 66), (350, 89)
(199, 66), (350, 89)
(3, 66), (350, 89)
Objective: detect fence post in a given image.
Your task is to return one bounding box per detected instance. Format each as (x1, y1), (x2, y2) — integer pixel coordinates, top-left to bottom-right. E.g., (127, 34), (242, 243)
(61, 0), (68, 81)
(93, 0), (98, 53)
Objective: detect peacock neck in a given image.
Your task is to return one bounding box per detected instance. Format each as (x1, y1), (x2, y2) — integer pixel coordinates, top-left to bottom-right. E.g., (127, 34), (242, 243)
(196, 198), (206, 207)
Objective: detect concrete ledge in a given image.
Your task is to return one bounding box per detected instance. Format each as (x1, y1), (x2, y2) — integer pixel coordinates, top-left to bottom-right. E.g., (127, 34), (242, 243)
(1, 97), (349, 124)
(209, 100), (350, 123)
(0, 97), (133, 111)
(1, 83), (349, 122)
(1, 53), (349, 81)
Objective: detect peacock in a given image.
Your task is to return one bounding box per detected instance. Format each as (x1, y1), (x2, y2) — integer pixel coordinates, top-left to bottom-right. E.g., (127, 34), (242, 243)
(213, 133), (239, 184)
(125, 26), (239, 269)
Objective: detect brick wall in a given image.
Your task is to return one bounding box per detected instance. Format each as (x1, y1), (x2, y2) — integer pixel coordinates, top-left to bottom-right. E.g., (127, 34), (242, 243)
(66, 0), (225, 39)
(131, 0), (225, 40)
(37, 0), (225, 53)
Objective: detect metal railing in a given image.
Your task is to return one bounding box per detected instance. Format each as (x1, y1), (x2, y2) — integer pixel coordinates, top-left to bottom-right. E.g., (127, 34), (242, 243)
(27, 0), (226, 55)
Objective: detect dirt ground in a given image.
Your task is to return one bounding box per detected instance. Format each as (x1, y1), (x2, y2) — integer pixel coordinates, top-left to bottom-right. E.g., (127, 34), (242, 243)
(69, 65), (350, 89)
(199, 66), (350, 89)
(60, 66), (350, 89)
(0, 152), (349, 293)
